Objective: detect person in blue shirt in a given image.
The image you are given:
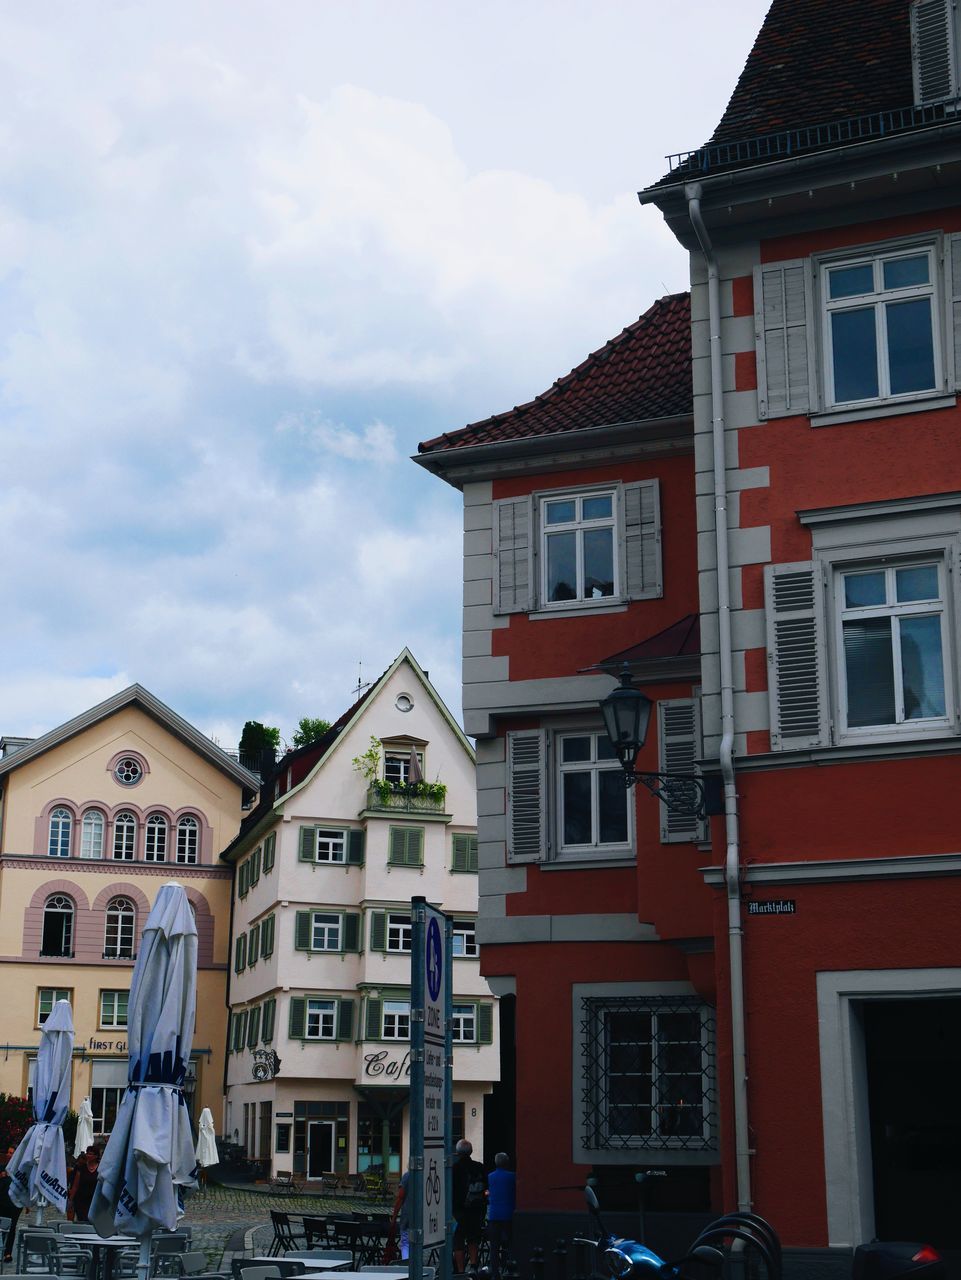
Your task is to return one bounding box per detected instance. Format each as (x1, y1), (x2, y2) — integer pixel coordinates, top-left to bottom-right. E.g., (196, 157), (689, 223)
(486, 1152), (516, 1280)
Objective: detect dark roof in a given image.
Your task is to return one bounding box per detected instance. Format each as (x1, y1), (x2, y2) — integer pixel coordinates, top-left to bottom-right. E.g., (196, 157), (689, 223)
(651, 0), (919, 186)
(599, 614), (700, 667)
(418, 293), (691, 455)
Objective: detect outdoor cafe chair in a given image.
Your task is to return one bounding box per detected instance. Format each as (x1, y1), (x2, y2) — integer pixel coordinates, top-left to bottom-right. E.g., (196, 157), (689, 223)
(300, 1218), (329, 1250)
(18, 1235), (93, 1278)
(174, 1255), (210, 1277)
(58, 1224), (97, 1235)
(267, 1213), (306, 1258)
(231, 1266), (281, 1280)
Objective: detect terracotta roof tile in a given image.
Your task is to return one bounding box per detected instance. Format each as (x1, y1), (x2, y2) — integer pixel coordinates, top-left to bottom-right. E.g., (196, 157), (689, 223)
(418, 293), (691, 454)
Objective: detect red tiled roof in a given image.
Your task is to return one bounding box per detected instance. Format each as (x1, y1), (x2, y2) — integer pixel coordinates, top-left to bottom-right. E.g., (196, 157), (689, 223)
(710, 0), (912, 146)
(418, 293), (691, 455)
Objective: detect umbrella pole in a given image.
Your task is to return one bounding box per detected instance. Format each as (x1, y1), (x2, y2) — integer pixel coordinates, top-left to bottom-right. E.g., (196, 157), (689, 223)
(34, 1205), (43, 1227)
(137, 1237), (152, 1280)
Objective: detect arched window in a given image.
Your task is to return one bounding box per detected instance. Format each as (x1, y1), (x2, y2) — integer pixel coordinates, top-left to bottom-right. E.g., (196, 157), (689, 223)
(41, 894), (74, 957)
(176, 816), (199, 865)
(145, 814), (168, 863)
(104, 896), (136, 959)
(113, 812), (136, 861)
(48, 808), (72, 858)
(80, 810), (105, 860)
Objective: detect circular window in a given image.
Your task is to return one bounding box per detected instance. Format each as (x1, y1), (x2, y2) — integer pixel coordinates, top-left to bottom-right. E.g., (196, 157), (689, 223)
(395, 694), (414, 713)
(114, 757), (144, 786)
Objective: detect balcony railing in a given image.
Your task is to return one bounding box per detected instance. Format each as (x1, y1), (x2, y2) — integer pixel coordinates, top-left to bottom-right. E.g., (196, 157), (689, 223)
(364, 783), (447, 815)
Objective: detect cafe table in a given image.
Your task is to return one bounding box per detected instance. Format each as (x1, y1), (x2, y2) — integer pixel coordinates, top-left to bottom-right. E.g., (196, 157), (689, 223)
(81, 1234), (139, 1280)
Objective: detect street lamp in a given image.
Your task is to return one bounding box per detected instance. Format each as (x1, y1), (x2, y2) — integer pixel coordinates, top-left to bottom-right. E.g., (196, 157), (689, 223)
(600, 664), (712, 818)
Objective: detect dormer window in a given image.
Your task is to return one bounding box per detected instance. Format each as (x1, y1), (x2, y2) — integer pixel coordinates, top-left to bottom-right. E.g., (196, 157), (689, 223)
(911, 0), (961, 104)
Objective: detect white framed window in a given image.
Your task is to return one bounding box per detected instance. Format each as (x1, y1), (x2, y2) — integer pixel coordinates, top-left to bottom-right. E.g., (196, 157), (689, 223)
(305, 998), (337, 1040)
(540, 490), (618, 606)
(315, 828), (346, 863)
(310, 913), (342, 951)
(382, 1000), (410, 1040)
(41, 895), (74, 957)
(387, 913), (412, 952)
(37, 987), (71, 1027)
(176, 815), (199, 864)
(556, 731), (631, 857)
(835, 561), (951, 737)
(48, 807), (72, 858)
(100, 989), (129, 1029)
(113, 811), (136, 860)
(145, 813), (167, 862)
(114, 756), (144, 786)
(452, 920), (478, 958)
(821, 246), (941, 409)
(451, 1004), (476, 1043)
(80, 809), (105, 859)
(104, 897), (136, 959)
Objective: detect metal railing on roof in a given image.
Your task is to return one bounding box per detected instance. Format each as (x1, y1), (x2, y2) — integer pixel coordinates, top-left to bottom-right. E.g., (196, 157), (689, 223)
(665, 96), (961, 176)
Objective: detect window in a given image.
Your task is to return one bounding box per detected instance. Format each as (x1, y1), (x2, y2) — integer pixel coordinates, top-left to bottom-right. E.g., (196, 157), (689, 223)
(48, 808), (72, 858)
(294, 909), (360, 953)
(104, 897), (136, 959)
(492, 480), (661, 615)
(275, 1123), (291, 1154)
(298, 825), (365, 865)
(80, 810), (105, 859)
(382, 1000), (410, 1040)
(235, 933), (247, 973)
(248, 922), (261, 964)
(384, 751), (423, 785)
(100, 990), (129, 1029)
(557, 732), (630, 855)
(452, 920), (478, 958)
(387, 913), (412, 953)
(113, 812), (136, 860)
(306, 998), (337, 1039)
(113, 756), (143, 786)
(41, 895), (74, 957)
(145, 814), (167, 862)
(262, 996), (277, 1043)
(451, 1004), (476, 1043)
(37, 988), (71, 1026)
(260, 914), (276, 958)
(176, 816), (199, 864)
(91, 1085), (124, 1136)
(287, 995), (353, 1042)
(315, 829), (345, 862)
(576, 988), (717, 1157)
(387, 826), (424, 867)
(451, 833), (478, 873)
(263, 831), (276, 872)
(822, 249), (939, 408)
(310, 913), (341, 951)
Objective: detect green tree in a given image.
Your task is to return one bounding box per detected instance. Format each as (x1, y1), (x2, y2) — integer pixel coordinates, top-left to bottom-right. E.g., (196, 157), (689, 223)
(239, 721), (281, 757)
(291, 716), (332, 749)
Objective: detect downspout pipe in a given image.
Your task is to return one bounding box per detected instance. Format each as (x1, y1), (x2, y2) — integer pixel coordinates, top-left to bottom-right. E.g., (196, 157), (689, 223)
(685, 183), (752, 1213)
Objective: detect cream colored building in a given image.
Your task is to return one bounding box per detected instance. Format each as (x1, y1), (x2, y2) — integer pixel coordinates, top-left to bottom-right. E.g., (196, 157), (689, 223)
(223, 649), (497, 1181)
(0, 686), (258, 1134)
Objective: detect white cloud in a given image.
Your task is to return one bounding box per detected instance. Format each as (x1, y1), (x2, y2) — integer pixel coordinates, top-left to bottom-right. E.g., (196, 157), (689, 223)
(278, 413), (399, 464)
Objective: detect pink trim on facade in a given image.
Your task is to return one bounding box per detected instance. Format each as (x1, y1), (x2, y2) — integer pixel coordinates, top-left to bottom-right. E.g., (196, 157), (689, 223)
(30, 800), (213, 865)
(0, 855), (230, 878)
(24, 878), (90, 960)
(105, 749), (150, 785)
(182, 886), (215, 967)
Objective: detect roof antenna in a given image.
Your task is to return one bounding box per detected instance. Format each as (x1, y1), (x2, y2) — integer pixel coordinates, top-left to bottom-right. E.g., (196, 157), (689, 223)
(351, 660), (372, 700)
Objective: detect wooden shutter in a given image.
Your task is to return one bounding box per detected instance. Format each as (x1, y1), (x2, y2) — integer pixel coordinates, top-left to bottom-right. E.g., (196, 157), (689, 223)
(288, 997), (306, 1040)
(506, 730), (546, 863)
(764, 561), (831, 750)
(911, 0), (957, 102)
(347, 829), (366, 865)
(657, 699), (706, 844)
(365, 996), (383, 1040)
(493, 496), (533, 614)
(261, 915), (274, 958)
(235, 1009), (248, 1050)
(623, 480), (662, 600)
(342, 913), (360, 952)
(263, 832), (275, 872)
(227, 1013), (237, 1052)
(294, 910), (312, 951)
(251, 847), (261, 883)
(248, 923), (260, 965)
(247, 1006), (261, 1048)
(298, 826), (316, 861)
(388, 826), (424, 866)
(451, 833), (478, 872)
(234, 934), (246, 973)
(238, 861), (249, 898)
(369, 911), (387, 952)
(755, 261), (813, 419)
(262, 997), (276, 1043)
(337, 999), (354, 1041)
(477, 1003), (494, 1045)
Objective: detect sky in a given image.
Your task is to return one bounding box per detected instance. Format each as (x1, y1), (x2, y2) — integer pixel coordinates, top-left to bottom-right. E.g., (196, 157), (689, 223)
(0, 0), (771, 750)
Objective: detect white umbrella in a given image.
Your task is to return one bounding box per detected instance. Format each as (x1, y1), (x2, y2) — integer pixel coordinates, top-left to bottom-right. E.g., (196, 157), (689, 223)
(90, 883), (198, 1280)
(194, 1109), (218, 1169)
(7, 999), (74, 1221)
(74, 1098), (95, 1158)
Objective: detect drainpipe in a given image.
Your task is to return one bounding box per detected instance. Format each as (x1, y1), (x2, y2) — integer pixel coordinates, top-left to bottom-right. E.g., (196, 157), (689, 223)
(685, 183), (752, 1213)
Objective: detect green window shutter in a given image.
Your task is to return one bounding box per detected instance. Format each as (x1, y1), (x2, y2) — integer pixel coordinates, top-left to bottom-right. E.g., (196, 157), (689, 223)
(337, 998), (354, 1041)
(262, 915), (274, 958)
(236, 1009), (249, 1050)
(347, 829), (366, 865)
(249, 923), (260, 965)
(478, 1003), (494, 1045)
(263, 832), (276, 872)
(239, 861), (249, 897)
(343, 913), (360, 952)
(288, 996), (306, 1040)
(262, 997), (276, 1043)
(365, 997), (383, 1041)
(389, 826), (424, 866)
(227, 1013), (236, 1052)
(251, 847), (261, 884)
(299, 826), (316, 862)
(247, 1006), (261, 1048)
(234, 934), (246, 973)
(452, 833), (478, 873)
(369, 911), (386, 952)
(294, 911), (312, 951)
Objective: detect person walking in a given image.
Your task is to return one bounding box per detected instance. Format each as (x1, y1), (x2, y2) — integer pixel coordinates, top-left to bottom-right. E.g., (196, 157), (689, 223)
(486, 1153), (516, 1280)
(68, 1145), (100, 1224)
(451, 1139), (485, 1274)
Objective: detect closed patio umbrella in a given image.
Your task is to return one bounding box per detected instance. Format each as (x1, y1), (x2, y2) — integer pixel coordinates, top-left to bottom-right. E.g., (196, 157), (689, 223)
(194, 1109), (218, 1170)
(90, 882), (198, 1280)
(7, 998), (75, 1221)
(74, 1098), (95, 1158)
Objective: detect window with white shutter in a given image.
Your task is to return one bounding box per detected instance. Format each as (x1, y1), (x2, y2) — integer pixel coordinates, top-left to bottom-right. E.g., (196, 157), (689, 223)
(911, 0), (959, 103)
(657, 699), (707, 844)
(764, 561), (831, 751)
(506, 730), (546, 863)
(493, 496), (533, 614)
(755, 261), (813, 419)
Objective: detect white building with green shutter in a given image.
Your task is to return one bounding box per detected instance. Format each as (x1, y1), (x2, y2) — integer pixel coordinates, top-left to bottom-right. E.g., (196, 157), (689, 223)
(220, 649), (497, 1183)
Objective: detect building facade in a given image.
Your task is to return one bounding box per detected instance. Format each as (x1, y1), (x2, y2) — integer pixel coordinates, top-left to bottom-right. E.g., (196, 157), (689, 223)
(0, 685), (257, 1135)
(222, 649), (498, 1182)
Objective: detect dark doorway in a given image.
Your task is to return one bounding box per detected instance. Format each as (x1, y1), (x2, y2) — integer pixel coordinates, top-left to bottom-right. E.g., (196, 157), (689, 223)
(483, 993), (516, 1167)
(863, 997), (961, 1245)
